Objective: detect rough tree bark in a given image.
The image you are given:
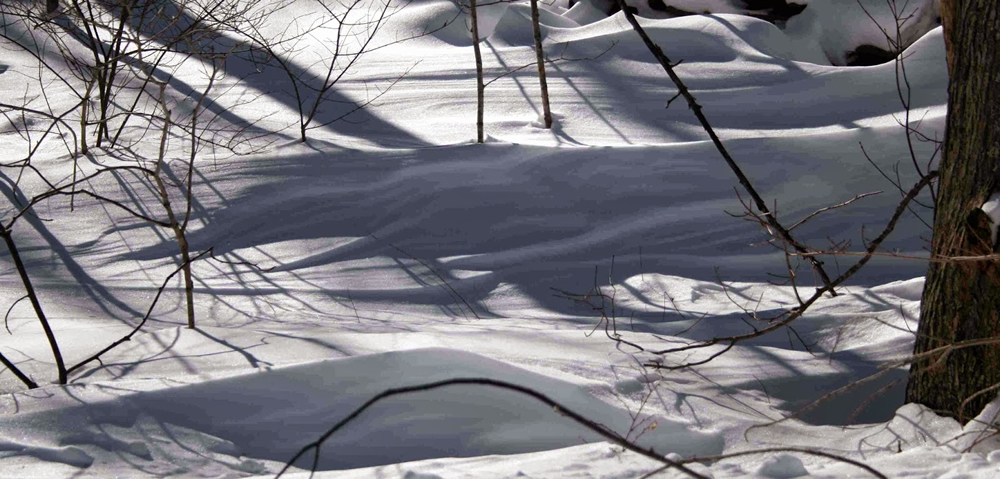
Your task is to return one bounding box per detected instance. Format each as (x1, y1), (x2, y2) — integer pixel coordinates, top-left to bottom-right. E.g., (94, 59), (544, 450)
(905, 0), (1000, 421)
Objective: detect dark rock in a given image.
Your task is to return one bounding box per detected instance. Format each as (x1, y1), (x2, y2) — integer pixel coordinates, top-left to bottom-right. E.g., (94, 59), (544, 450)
(607, 2), (639, 15)
(642, 0), (807, 25)
(739, 0), (807, 24)
(647, 0), (700, 16)
(846, 44), (898, 66)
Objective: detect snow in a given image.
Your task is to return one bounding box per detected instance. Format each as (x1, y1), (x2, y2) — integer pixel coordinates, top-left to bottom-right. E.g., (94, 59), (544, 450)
(0, 0), (996, 478)
(982, 193), (1000, 247)
(756, 454), (809, 478)
(609, 0), (941, 65)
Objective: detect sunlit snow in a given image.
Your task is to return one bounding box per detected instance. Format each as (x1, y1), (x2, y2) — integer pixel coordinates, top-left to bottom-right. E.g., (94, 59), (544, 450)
(2, 0), (997, 478)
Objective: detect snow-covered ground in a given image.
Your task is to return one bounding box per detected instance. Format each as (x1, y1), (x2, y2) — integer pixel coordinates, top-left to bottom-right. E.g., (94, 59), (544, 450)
(3, 0), (998, 477)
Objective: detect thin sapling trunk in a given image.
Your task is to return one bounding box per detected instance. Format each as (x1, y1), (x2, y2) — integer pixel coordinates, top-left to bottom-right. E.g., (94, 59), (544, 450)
(529, 0), (551, 128)
(153, 84), (196, 329)
(470, 0), (484, 143)
(0, 225), (66, 384)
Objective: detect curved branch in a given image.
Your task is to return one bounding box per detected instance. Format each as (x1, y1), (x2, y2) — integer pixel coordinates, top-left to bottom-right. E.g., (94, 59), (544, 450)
(275, 377), (709, 479)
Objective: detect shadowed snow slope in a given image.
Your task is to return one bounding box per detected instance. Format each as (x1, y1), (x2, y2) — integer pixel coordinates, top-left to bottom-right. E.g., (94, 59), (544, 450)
(135, 348), (723, 469)
(0, 348), (722, 472)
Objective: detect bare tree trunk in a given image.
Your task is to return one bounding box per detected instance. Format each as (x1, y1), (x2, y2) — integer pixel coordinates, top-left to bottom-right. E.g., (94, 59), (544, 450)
(906, 0), (1000, 422)
(469, 0), (484, 143)
(96, 1), (133, 145)
(1, 227), (66, 385)
(80, 80), (91, 156)
(46, 0), (58, 14)
(153, 85), (197, 330)
(529, 0), (551, 129)
(178, 234), (195, 329)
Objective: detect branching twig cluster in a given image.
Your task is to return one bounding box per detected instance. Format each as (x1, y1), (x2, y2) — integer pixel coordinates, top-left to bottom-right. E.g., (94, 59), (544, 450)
(0, 0), (283, 388)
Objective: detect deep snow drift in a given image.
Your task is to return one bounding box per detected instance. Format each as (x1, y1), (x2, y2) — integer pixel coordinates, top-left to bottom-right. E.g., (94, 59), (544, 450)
(3, 0), (997, 477)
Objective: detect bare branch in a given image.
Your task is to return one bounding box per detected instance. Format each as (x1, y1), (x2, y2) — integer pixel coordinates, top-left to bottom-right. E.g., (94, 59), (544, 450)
(612, 0), (837, 293)
(274, 377), (710, 479)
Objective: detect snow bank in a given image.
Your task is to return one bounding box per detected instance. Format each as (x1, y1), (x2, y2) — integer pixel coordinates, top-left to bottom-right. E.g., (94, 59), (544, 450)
(569, 0), (940, 65)
(132, 348), (723, 470)
(0, 349), (722, 473)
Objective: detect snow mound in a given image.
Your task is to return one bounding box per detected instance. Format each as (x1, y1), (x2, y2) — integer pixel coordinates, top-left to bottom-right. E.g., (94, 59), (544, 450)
(756, 453), (809, 478)
(133, 348), (722, 470)
(579, 0), (941, 65)
(958, 395), (1000, 453)
(0, 349), (722, 473)
(490, 3), (581, 47)
(564, 0), (609, 25)
(0, 440), (93, 468)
